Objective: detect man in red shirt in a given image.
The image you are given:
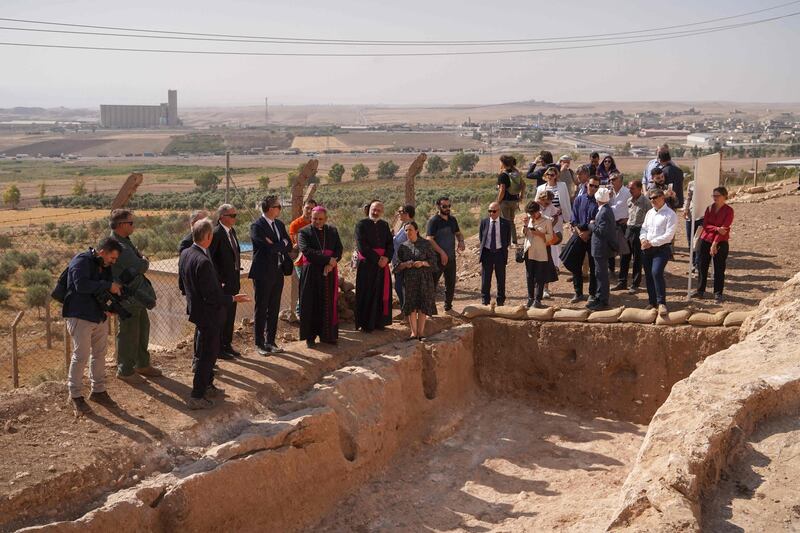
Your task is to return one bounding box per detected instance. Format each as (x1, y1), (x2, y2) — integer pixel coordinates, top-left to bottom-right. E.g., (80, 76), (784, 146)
(289, 199), (317, 316)
(691, 186), (734, 304)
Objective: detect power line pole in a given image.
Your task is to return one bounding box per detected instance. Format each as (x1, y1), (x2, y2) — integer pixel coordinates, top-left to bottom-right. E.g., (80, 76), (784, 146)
(264, 97), (268, 127)
(225, 151), (231, 203)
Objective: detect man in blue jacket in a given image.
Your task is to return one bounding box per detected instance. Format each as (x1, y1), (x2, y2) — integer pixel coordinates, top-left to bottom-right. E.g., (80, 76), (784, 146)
(588, 187), (618, 311)
(249, 195), (292, 355)
(63, 237), (123, 417)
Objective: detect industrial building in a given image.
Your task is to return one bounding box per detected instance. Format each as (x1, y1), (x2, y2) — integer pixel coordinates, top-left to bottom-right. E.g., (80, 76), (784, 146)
(100, 90), (179, 128)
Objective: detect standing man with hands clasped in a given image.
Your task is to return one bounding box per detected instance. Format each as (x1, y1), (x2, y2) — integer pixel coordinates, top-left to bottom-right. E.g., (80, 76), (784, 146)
(249, 195), (292, 356)
(109, 209), (161, 384)
(426, 197), (465, 313)
(179, 218), (250, 410)
(208, 204), (242, 360)
(479, 201), (511, 306)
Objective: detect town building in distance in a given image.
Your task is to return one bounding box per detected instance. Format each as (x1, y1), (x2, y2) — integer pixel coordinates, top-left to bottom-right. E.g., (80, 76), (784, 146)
(100, 90), (179, 128)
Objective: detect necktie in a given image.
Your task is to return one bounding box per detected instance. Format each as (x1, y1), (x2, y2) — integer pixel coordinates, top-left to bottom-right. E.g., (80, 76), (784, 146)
(490, 220), (497, 250)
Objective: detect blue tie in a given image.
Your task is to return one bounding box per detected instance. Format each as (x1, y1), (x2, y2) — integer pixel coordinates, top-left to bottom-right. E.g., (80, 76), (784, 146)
(490, 220), (497, 250)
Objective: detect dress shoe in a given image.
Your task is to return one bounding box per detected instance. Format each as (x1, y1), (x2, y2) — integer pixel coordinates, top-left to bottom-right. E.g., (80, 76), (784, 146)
(569, 294), (585, 304)
(135, 366), (163, 377)
(532, 301), (545, 309)
(224, 346), (241, 357)
(611, 282), (627, 291)
(88, 391), (117, 408)
(268, 343), (283, 353)
(689, 290), (705, 299)
(306, 339), (317, 348)
(714, 293), (725, 304)
(256, 344), (271, 356)
(525, 298), (534, 309)
(187, 397), (215, 410)
(586, 301), (610, 311)
(218, 352), (235, 361)
(496, 299), (505, 306)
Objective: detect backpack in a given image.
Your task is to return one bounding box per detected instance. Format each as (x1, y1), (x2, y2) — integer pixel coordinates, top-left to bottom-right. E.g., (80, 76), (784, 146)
(51, 267), (70, 304)
(505, 170), (523, 196)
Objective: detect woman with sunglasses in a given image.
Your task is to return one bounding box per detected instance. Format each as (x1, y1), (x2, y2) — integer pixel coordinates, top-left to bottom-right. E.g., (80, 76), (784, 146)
(596, 155), (618, 185)
(691, 187), (734, 304)
(522, 201), (555, 309)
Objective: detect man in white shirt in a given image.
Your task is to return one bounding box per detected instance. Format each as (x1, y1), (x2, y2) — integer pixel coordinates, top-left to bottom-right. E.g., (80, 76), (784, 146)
(478, 202), (511, 306)
(640, 188), (678, 316)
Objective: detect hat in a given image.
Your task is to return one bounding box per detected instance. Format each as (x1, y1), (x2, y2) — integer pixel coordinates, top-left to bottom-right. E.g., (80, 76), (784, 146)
(595, 187), (611, 203)
(559, 154), (572, 161)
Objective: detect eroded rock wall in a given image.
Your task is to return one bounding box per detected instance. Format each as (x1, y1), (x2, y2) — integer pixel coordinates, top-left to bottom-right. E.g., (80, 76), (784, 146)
(608, 272), (800, 532)
(21, 325), (476, 533)
(473, 320), (738, 424)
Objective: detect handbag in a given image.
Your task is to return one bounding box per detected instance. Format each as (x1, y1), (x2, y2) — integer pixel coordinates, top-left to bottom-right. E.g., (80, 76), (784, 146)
(548, 231), (563, 246)
(515, 247), (525, 263)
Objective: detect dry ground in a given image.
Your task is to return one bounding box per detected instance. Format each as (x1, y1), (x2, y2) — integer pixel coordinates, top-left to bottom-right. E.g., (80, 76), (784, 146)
(311, 397), (645, 532)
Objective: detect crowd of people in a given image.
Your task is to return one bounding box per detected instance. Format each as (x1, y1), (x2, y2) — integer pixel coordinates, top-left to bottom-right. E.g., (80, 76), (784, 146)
(59, 145), (734, 415)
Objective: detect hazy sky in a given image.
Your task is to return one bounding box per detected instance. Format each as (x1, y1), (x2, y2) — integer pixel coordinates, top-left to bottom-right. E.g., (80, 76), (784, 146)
(1, 0), (799, 107)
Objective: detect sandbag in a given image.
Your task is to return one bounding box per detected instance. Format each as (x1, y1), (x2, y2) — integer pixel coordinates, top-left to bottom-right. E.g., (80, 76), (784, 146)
(494, 305), (527, 320)
(553, 308), (590, 322)
(526, 306), (557, 321)
(462, 304), (495, 319)
(587, 306), (624, 324)
(655, 309), (692, 326)
(687, 310), (729, 327)
(723, 310), (752, 327)
(619, 307), (657, 324)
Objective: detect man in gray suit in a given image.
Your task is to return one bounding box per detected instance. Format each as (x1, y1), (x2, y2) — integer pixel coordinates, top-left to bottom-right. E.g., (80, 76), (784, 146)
(588, 187), (618, 311)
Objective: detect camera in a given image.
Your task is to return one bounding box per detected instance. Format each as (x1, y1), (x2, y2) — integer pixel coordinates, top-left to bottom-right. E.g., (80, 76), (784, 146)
(94, 289), (132, 320)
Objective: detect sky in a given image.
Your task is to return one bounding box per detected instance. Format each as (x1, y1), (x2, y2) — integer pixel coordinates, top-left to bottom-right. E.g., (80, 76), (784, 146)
(0, 0), (799, 108)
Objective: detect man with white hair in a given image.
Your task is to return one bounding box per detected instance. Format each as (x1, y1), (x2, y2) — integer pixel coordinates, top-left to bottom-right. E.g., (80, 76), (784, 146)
(587, 186), (618, 311)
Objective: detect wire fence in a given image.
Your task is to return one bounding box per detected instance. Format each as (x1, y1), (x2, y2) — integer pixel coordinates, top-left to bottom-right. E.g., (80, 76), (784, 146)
(0, 215), (293, 391)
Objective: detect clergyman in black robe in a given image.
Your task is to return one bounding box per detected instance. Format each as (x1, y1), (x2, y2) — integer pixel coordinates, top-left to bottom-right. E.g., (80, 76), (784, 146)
(354, 201), (394, 332)
(298, 215), (343, 346)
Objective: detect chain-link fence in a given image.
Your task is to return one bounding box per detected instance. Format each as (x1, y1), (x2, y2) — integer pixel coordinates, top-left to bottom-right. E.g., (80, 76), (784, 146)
(0, 212), (292, 391)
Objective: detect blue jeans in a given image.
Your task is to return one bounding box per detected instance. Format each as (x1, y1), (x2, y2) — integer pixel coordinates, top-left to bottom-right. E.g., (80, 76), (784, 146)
(294, 265), (302, 315)
(642, 245), (670, 306)
(394, 269), (405, 310)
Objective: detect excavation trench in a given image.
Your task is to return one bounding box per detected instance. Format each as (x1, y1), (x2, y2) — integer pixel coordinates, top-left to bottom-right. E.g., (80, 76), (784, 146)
(20, 319), (738, 532)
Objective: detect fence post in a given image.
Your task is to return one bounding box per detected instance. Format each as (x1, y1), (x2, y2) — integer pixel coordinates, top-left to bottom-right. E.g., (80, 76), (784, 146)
(64, 320), (71, 371)
(45, 300), (52, 349)
(11, 311), (24, 389)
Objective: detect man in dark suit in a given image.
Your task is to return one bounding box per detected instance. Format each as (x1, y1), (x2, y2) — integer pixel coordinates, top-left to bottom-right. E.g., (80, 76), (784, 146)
(179, 218), (249, 410)
(208, 204), (242, 360)
(249, 195), (292, 355)
(178, 209), (208, 295)
(479, 201), (512, 306)
(588, 188), (618, 311)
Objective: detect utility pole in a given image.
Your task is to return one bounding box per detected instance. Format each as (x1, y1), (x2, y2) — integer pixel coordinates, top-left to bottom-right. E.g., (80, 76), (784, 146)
(753, 158), (758, 187)
(265, 97), (269, 127)
(225, 151), (231, 203)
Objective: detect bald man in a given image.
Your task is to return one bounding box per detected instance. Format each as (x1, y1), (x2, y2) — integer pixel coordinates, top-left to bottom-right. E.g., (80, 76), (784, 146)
(479, 201), (512, 306)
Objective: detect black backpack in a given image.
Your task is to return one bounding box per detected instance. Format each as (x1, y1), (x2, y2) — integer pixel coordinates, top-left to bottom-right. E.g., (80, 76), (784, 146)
(51, 267), (70, 304)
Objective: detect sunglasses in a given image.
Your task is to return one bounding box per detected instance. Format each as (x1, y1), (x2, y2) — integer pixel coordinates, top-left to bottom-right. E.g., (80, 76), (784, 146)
(648, 196), (659, 201)
(487, 209), (497, 213)
(545, 173), (556, 178)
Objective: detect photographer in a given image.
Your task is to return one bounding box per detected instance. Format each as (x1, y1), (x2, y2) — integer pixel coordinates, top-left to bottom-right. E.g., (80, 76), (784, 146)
(109, 209), (161, 383)
(63, 237), (123, 416)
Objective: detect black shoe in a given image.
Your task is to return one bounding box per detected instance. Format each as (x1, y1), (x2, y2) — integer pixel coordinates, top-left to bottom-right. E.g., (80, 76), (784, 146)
(256, 344), (271, 356)
(611, 282), (627, 291)
(224, 346), (241, 357)
(443, 304), (453, 312)
(481, 300), (490, 306)
(306, 339), (316, 348)
(525, 298), (534, 309)
(88, 391), (117, 408)
(417, 336), (426, 342)
(218, 352), (235, 361)
(714, 293), (725, 304)
(587, 301), (609, 311)
(569, 294), (585, 304)
(532, 301), (545, 309)
(689, 290), (705, 299)
(496, 299), (505, 307)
